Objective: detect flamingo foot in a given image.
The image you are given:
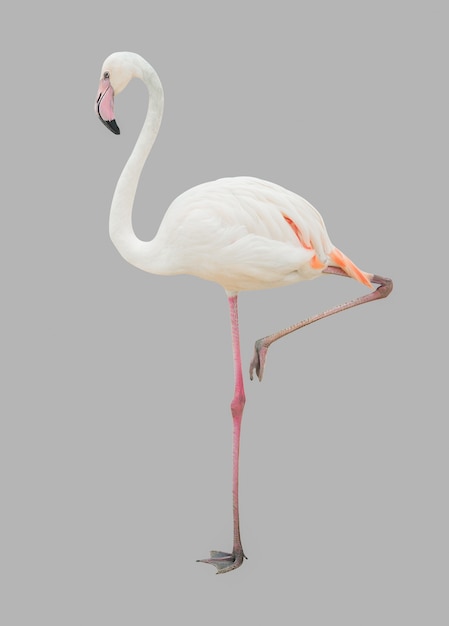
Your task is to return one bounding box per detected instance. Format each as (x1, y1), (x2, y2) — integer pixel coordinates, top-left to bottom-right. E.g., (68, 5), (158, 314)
(197, 549), (247, 574)
(249, 338), (269, 382)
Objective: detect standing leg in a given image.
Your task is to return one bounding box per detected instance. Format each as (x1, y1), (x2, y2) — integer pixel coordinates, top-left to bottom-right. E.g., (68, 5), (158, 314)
(197, 294), (247, 573)
(250, 271), (393, 381)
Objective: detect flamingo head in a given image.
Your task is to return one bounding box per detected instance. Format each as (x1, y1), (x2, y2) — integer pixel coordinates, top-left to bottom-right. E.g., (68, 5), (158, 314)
(95, 52), (146, 135)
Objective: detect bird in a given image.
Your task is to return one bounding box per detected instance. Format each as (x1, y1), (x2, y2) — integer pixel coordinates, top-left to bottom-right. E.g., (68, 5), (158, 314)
(95, 51), (392, 574)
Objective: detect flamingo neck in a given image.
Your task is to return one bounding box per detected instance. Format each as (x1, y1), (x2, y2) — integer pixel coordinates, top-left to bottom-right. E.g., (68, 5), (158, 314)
(109, 64), (165, 272)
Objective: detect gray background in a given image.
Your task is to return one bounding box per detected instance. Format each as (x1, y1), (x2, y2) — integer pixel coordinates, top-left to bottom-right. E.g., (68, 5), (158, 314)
(2, 1), (446, 624)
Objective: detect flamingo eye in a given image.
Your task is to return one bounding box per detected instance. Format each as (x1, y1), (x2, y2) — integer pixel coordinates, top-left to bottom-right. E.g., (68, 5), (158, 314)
(103, 71), (110, 79)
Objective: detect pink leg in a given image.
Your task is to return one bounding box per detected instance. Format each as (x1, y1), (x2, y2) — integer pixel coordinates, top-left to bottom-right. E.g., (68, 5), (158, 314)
(197, 295), (247, 573)
(250, 270), (393, 381)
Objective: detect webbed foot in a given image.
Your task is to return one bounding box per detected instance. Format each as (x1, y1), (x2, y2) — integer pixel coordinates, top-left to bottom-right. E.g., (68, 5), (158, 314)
(197, 549), (246, 574)
(249, 338), (269, 381)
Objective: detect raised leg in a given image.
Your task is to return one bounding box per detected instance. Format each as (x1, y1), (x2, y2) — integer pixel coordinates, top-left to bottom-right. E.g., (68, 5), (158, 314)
(250, 270), (393, 381)
(197, 295), (247, 573)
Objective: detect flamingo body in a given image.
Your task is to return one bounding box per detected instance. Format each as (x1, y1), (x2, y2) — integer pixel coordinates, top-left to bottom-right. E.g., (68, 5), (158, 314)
(149, 175), (335, 292)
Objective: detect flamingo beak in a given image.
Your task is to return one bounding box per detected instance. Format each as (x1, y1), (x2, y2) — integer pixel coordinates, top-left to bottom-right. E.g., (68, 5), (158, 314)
(96, 77), (120, 135)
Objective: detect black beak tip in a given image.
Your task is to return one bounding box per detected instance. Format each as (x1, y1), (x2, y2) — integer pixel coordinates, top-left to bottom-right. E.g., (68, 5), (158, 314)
(105, 118), (120, 135)
(98, 113), (120, 135)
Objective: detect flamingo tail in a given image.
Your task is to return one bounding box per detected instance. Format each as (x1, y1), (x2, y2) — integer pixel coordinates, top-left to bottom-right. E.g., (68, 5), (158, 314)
(328, 247), (373, 289)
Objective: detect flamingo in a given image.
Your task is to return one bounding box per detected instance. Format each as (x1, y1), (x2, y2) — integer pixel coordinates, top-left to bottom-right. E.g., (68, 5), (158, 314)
(95, 51), (392, 574)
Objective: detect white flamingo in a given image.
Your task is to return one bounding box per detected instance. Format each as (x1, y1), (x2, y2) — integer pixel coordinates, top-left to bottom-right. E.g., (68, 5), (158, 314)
(95, 51), (392, 574)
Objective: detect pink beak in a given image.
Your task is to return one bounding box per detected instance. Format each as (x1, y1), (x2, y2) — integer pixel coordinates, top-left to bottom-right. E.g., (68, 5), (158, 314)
(96, 77), (120, 134)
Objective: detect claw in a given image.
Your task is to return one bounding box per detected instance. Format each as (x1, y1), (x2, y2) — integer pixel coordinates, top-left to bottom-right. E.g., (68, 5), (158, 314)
(197, 550), (247, 574)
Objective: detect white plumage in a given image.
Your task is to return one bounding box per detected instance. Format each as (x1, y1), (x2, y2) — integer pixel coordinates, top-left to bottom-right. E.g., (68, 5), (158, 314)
(153, 176), (333, 292)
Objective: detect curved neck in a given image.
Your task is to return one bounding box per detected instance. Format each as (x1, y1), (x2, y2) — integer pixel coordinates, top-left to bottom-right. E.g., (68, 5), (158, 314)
(109, 65), (164, 269)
